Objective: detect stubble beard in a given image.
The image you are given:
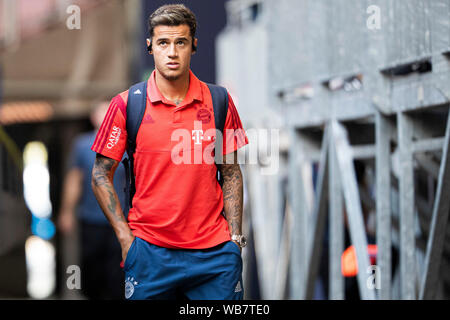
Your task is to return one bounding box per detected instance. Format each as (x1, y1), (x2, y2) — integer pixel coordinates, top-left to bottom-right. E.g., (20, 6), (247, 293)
(158, 66), (183, 82)
(162, 72), (181, 81)
(158, 64), (189, 82)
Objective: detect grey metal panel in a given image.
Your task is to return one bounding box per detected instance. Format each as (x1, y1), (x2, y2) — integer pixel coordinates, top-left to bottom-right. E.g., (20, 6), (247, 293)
(274, 198), (292, 299)
(284, 95), (374, 129)
(352, 145), (376, 159)
(331, 121), (376, 300)
(390, 75), (450, 113)
(397, 112), (417, 299)
(376, 113), (392, 299)
(273, 155), (290, 300)
(384, 0), (433, 67)
(267, 0), (330, 92)
(284, 101), (329, 129)
(329, 134), (345, 299)
(412, 137), (445, 153)
(431, 56), (450, 106)
(332, 95), (375, 121)
(364, 0), (390, 70)
(287, 129), (309, 299)
(305, 128), (329, 299)
(264, 171), (285, 299)
(430, 0), (450, 53)
(326, 0), (367, 77)
(267, 0), (445, 92)
(216, 25), (272, 127)
(420, 112), (450, 299)
(246, 165), (276, 299)
(283, 72), (449, 129)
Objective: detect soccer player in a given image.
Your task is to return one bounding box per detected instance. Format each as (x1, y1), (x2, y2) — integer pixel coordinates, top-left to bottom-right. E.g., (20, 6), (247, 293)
(91, 4), (248, 300)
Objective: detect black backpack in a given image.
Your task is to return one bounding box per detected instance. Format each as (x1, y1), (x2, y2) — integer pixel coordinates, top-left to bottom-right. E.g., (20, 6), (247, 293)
(121, 81), (229, 214)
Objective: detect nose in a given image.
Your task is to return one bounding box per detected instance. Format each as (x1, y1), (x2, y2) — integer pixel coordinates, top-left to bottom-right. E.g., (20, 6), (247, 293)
(168, 43), (178, 58)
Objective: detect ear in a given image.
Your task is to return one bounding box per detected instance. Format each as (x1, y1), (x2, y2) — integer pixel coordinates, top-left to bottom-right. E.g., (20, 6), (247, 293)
(192, 38), (198, 54)
(146, 38), (152, 54)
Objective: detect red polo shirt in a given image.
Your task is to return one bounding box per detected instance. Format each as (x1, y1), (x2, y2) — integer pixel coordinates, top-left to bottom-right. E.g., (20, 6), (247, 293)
(91, 70), (248, 249)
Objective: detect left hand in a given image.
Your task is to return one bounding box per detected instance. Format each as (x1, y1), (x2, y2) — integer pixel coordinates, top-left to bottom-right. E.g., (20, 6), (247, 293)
(57, 210), (75, 235)
(232, 240), (242, 253)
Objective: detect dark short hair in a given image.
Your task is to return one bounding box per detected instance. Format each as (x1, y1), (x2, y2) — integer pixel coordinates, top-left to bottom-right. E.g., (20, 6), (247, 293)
(148, 4), (197, 40)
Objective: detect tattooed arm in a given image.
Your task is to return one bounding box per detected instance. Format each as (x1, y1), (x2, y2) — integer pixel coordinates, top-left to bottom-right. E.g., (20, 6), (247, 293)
(91, 153), (134, 261)
(219, 151), (243, 250)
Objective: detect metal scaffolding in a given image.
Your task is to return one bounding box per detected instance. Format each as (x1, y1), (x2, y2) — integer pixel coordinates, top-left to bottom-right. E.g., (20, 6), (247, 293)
(217, 0), (450, 300)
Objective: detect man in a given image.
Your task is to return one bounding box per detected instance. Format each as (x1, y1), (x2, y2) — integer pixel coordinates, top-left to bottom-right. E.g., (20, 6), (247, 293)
(91, 4), (248, 300)
(58, 102), (126, 299)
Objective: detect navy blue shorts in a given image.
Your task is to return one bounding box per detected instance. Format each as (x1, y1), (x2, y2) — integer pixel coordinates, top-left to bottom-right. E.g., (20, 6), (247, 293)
(123, 237), (244, 300)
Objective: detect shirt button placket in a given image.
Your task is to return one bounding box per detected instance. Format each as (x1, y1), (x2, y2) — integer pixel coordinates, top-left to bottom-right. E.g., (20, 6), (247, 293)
(173, 110), (181, 123)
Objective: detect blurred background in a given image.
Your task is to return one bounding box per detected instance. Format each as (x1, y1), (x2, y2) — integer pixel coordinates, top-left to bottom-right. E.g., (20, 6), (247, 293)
(0, 0), (449, 300)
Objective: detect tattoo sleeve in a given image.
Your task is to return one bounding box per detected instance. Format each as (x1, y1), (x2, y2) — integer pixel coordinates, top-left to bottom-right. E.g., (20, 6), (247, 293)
(219, 151), (243, 236)
(91, 153), (133, 244)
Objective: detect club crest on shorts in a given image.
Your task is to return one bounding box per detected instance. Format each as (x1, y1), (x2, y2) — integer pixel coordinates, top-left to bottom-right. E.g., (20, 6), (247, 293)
(234, 281), (242, 293)
(125, 276), (138, 299)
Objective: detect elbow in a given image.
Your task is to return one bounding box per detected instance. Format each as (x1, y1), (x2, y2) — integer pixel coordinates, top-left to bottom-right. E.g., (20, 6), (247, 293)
(91, 168), (111, 190)
(221, 163), (243, 183)
(91, 168), (103, 191)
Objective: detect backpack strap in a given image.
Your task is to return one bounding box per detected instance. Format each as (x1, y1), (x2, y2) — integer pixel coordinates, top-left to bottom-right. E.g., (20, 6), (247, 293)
(207, 84), (228, 134)
(122, 81), (147, 212)
(206, 83), (229, 185)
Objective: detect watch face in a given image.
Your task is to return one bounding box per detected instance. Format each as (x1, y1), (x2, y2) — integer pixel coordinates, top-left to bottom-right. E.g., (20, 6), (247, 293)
(240, 236), (247, 247)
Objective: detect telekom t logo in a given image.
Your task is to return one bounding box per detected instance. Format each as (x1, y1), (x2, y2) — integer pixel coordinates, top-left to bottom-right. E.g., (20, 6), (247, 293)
(192, 121), (212, 145)
(192, 129), (204, 145)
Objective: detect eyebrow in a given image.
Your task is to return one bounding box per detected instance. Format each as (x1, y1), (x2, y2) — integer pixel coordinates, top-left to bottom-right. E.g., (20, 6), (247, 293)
(156, 37), (189, 42)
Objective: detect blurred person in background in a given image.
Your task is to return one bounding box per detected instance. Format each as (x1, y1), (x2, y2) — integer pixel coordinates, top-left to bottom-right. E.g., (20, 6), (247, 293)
(91, 4), (248, 300)
(58, 102), (126, 300)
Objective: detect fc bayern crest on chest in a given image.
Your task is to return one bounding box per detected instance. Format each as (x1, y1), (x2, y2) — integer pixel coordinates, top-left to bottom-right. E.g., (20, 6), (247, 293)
(197, 109), (212, 124)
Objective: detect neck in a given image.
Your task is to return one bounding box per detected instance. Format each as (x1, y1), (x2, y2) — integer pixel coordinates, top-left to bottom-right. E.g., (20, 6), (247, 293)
(155, 70), (190, 105)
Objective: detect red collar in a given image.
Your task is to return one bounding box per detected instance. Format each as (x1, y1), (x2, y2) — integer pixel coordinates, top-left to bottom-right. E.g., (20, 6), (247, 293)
(147, 70), (203, 108)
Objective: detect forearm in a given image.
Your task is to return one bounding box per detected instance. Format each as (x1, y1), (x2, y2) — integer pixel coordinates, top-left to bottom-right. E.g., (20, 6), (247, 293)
(220, 162), (243, 236)
(60, 168), (82, 214)
(91, 154), (133, 244)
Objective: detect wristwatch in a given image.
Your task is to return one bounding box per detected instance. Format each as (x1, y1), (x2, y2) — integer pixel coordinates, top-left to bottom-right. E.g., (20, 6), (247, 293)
(231, 235), (247, 248)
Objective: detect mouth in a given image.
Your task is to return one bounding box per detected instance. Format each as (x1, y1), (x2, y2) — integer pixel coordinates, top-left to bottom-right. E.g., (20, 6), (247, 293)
(166, 62), (180, 69)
